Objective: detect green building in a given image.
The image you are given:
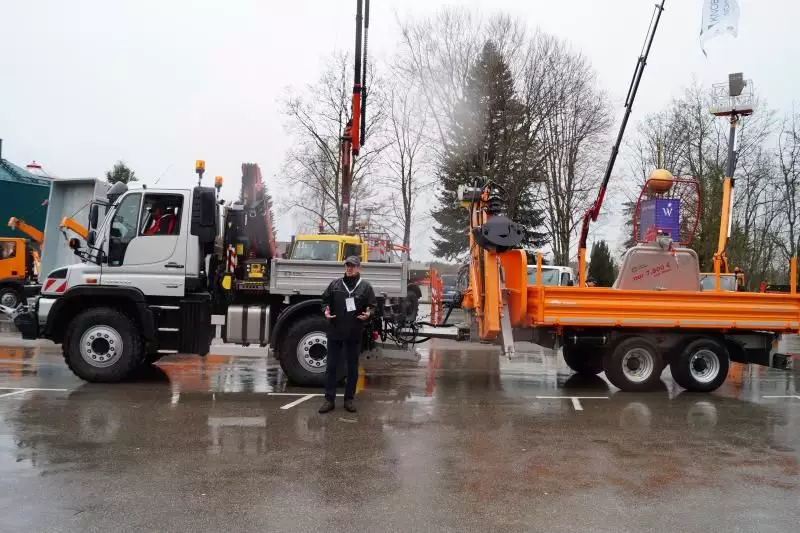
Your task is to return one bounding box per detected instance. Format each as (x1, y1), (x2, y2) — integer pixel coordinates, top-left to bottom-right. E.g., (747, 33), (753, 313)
(0, 153), (52, 239)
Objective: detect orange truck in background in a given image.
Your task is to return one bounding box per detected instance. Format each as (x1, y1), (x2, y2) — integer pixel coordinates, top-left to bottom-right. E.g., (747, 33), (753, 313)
(1, 214), (91, 310)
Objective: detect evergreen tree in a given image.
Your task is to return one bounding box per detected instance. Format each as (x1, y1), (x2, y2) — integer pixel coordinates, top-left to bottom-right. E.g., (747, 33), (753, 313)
(588, 240), (616, 287)
(432, 41), (545, 260)
(105, 161), (138, 184)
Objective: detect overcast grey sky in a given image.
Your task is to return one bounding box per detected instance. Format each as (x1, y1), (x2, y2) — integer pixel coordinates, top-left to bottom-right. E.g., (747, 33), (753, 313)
(1, 0), (797, 261)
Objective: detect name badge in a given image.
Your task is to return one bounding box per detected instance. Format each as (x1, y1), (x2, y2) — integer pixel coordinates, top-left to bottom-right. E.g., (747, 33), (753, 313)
(345, 297), (356, 312)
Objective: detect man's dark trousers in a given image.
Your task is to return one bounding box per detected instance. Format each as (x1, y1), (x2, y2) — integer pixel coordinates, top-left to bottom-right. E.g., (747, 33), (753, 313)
(325, 338), (361, 402)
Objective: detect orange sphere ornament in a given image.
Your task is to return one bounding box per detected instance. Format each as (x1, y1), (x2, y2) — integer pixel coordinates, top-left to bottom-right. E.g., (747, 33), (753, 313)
(647, 168), (674, 194)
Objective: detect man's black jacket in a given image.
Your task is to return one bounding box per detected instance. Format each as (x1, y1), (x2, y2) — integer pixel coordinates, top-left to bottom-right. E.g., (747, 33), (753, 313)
(321, 274), (377, 341)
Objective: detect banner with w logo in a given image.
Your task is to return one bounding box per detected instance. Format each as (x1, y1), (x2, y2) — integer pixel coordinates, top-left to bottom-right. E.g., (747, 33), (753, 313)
(700, 0), (741, 56)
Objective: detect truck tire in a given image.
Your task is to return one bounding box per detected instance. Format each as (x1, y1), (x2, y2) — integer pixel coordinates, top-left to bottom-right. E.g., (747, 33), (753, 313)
(670, 338), (729, 393)
(603, 337), (664, 392)
(62, 307), (145, 383)
(0, 286), (22, 309)
(562, 344), (603, 375)
(280, 315), (345, 387)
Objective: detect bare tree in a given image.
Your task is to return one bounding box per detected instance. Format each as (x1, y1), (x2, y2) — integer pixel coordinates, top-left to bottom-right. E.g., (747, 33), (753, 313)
(396, 9), (533, 154)
(620, 83), (778, 274)
(378, 82), (431, 254)
(398, 10), (613, 262)
(537, 47), (611, 265)
(776, 111), (800, 261)
(281, 53), (387, 233)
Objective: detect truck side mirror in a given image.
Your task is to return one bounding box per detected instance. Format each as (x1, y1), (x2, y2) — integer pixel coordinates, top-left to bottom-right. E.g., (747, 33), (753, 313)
(87, 229), (96, 247)
(89, 204), (99, 229)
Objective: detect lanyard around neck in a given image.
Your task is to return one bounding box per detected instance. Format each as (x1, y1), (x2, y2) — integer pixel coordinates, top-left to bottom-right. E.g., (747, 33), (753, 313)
(343, 277), (362, 297)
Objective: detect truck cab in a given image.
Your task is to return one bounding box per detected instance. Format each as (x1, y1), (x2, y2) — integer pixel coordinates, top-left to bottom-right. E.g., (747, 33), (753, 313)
(289, 234), (368, 263)
(0, 237), (39, 308)
(526, 265), (576, 287)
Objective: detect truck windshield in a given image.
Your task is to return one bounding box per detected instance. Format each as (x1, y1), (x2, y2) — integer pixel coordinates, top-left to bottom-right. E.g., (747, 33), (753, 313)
(291, 240), (340, 261)
(528, 267), (561, 286)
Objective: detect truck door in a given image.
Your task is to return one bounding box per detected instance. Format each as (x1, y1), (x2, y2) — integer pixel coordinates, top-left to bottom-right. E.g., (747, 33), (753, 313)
(101, 192), (188, 297)
(0, 239), (23, 279)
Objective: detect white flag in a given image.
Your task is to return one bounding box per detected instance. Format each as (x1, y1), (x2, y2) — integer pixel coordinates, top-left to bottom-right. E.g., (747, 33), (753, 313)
(699, 0), (741, 56)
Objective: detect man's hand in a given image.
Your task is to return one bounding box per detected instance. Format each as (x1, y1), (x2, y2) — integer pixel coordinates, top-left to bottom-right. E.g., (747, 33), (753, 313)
(324, 307), (336, 319)
(357, 309), (371, 321)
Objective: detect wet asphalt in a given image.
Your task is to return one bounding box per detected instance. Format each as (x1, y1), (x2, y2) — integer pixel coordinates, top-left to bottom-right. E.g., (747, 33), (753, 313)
(1, 327), (799, 532)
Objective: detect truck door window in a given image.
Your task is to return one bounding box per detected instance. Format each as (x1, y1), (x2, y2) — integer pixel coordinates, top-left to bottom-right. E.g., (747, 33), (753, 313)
(0, 241), (16, 260)
(140, 194), (183, 236)
(107, 193), (141, 266)
(560, 272), (571, 286)
(342, 243), (362, 260)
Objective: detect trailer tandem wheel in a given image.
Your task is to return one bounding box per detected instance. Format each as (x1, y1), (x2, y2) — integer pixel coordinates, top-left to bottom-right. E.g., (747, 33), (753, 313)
(670, 338), (729, 393)
(603, 336), (664, 392)
(562, 343), (604, 375)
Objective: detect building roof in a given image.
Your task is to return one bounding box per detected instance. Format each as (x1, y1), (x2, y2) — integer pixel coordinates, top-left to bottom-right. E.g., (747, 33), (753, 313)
(0, 158), (52, 186)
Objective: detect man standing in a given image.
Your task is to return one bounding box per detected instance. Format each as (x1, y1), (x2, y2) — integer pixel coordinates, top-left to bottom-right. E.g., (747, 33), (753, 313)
(318, 255), (376, 414)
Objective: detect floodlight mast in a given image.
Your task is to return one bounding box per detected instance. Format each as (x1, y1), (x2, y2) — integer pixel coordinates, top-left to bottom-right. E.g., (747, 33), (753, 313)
(711, 72), (754, 279)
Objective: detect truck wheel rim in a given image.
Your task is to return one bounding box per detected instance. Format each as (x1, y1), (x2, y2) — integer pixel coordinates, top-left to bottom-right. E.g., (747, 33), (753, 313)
(621, 348), (655, 383)
(80, 326), (124, 368)
(297, 332), (327, 374)
(689, 349), (720, 384)
(0, 292), (18, 308)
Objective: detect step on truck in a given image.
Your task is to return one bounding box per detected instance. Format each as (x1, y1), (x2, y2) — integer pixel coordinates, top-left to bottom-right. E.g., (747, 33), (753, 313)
(5, 165), (426, 386)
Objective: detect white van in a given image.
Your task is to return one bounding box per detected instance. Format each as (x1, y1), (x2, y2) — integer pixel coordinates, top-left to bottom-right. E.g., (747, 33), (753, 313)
(527, 265), (576, 287)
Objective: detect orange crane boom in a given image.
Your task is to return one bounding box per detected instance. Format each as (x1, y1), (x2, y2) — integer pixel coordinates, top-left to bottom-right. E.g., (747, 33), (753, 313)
(59, 217), (88, 240)
(7, 217), (44, 245)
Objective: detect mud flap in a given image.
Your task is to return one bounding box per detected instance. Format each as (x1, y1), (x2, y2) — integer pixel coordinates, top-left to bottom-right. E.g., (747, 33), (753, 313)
(12, 310), (38, 340)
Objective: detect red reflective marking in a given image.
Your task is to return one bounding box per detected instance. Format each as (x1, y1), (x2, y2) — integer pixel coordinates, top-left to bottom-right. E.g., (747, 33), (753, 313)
(55, 282), (68, 294)
(44, 279), (56, 291)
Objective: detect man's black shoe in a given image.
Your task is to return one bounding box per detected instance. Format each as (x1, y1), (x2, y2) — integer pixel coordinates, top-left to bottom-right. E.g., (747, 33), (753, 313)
(318, 400), (335, 414)
(343, 400), (357, 413)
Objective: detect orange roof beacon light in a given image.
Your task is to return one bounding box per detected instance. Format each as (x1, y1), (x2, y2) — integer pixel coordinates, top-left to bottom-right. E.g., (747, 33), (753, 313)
(196, 159), (206, 186)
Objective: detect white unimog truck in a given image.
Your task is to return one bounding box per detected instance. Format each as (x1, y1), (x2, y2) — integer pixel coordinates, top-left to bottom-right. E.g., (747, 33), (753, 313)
(5, 165), (426, 385)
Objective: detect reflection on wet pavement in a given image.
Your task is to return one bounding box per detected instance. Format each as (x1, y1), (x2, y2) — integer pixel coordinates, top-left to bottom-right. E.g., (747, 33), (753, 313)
(0, 336), (799, 532)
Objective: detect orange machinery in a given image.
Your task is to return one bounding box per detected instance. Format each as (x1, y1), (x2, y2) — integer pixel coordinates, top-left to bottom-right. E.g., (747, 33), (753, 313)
(458, 179), (798, 394)
(456, 1), (796, 394)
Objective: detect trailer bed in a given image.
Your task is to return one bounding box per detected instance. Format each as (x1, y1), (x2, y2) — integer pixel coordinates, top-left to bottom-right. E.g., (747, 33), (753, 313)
(524, 286), (800, 332)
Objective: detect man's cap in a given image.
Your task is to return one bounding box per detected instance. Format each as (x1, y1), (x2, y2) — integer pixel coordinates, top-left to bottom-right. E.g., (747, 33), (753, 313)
(344, 255), (361, 266)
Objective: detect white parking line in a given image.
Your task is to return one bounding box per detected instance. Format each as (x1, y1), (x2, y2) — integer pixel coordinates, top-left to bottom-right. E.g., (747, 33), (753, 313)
(0, 387), (69, 392)
(0, 387), (68, 399)
(537, 396), (609, 412)
(280, 394), (318, 410)
(0, 390), (29, 399)
(764, 395), (800, 400)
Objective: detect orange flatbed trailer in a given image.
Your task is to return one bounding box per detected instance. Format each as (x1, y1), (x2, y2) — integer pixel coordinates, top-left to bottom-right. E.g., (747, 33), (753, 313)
(458, 201), (795, 394)
(448, 3), (790, 394)
(523, 287), (800, 332)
